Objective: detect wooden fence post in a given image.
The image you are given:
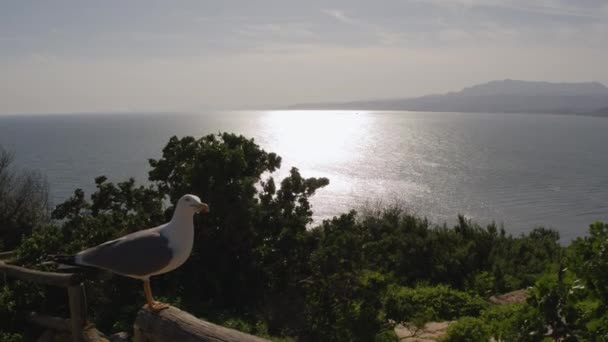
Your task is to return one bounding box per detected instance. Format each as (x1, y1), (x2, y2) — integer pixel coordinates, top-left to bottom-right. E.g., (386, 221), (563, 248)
(67, 284), (87, 342)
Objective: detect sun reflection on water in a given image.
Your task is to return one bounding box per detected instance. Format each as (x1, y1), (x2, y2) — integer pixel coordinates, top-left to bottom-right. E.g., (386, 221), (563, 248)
(259, 110), (373, 168)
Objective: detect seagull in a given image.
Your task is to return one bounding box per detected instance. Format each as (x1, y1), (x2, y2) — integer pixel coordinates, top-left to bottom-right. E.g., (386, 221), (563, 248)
(54, 194), (209, 312)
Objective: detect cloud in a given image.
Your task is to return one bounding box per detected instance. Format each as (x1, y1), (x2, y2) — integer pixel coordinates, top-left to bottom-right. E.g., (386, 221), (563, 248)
(422, 0), (606, 18)
(0, 36), (23, 42)
(321, 9), (359, 25)
(1, 1), (608, 113)
(321, 9), (409, 47)
(233, 23), (315, 39)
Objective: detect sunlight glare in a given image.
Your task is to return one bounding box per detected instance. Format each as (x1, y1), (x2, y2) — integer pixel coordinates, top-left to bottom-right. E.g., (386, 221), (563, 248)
(260, 110), (373, 168)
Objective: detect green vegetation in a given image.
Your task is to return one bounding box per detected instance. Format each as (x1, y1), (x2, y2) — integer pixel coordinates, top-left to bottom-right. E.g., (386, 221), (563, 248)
(442, 317), (491, 342)
(384, 284), (488, 323)
(0, 147), (49, 251)
(1, 134), (607, 341)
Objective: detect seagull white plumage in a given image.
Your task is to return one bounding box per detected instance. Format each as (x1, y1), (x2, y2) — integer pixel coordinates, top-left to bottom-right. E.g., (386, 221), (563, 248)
(55, 194), (209, 312)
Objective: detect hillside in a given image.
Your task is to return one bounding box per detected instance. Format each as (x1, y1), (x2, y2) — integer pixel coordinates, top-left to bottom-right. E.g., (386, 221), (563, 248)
(595, 107), (608, 116)
(290, 79), (608, 114)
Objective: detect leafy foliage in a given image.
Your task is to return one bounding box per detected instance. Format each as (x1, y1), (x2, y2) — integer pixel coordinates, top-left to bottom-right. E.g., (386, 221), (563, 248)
(441, 317), (491, 342)
(146, 134), (328, 332)
(1, 133), (605, 341)
(0, 146), (50, 250)
(481, 304), (546, 341)
(384, 285), (488, 323)
(0, 332), (23, 342)
(521, 222), (608, 341)
(471, 222), (608, 341)
(569, 222), (608, 307)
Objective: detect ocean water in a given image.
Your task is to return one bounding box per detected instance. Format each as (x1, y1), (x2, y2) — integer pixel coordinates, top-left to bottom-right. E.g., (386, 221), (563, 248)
(1, 110), (607, 241)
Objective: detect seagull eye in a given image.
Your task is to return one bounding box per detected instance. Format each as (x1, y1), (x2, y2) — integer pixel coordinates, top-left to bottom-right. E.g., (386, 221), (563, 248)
(185, 198), (191, 202)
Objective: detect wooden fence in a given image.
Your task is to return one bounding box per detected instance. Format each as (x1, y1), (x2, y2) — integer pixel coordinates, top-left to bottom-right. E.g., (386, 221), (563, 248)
(134, 306), (269, 342)
(0, 252), (91, 342)
(0, 251), (268, 342)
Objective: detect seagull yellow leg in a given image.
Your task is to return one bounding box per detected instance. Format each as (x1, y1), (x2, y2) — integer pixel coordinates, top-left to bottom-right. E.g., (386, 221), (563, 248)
(143, 279), (168, 312)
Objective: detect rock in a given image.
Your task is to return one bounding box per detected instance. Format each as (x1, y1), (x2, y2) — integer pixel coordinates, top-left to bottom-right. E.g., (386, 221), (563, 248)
(394, 321), (455, 341)
(108, 332), (130, 342)
(489, 289), (529, 305)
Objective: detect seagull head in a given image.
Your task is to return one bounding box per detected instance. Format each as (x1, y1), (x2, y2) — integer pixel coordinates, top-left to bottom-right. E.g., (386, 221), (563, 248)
(176, 194), (209, 214)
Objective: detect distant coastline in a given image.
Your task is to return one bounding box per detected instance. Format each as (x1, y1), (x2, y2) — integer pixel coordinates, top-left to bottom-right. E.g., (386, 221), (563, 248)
(289, 79), (608, 116)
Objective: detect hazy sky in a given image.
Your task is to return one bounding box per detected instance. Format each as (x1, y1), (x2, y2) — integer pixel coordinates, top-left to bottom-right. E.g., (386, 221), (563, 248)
(1, 0), (607, 114)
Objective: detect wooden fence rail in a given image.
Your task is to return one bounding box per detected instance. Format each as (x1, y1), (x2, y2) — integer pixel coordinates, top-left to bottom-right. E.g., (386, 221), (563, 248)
(134, 305), (269, 342)
(0, 255), (88, 342)
(0, 261), (82, 287)
(1, 252), (269, 342)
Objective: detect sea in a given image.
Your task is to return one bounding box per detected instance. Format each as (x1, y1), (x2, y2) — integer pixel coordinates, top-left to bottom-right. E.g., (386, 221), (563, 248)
(1, 110), (607, 242)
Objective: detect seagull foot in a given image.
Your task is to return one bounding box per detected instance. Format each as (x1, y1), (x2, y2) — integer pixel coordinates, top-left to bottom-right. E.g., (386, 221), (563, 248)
(148, 301), (169, 312)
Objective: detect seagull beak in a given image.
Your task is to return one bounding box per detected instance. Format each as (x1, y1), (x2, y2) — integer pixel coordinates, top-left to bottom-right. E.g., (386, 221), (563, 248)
(198, 203), (210, 213)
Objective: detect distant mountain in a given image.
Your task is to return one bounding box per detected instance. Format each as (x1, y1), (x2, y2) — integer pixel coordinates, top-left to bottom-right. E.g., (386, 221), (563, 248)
(290, 80), (608, 115)
(458, 79), (608, 96)
(595, 107), (608, 116)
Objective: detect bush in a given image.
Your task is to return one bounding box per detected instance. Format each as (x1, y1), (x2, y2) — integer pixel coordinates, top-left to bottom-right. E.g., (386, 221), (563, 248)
(374, 328), (399, 342)
(0, 332), (23, 342)
(441, 317), (490, 342)
(0, 146), (50, 250)
(322, 208), (561, 295)
(569, 222), (608, 305)
(303, 265), (390, 341)
(481, 304), (547, 342)
(384, 284), (488, 324)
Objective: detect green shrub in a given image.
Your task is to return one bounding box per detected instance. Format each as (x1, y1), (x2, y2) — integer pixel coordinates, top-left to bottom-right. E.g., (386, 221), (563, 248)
(374, 328), (399, 342)
(441, 317), (490, 342)
(0, 332), (23, 342)
(384, 284), (488, 323)
(481, 304), (547, 342)
(303, 266), (389, 341)
(0, 146), (50, 251)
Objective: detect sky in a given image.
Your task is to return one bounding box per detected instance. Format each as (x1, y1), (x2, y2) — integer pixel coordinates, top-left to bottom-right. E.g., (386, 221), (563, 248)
(1, 0), (607, 114)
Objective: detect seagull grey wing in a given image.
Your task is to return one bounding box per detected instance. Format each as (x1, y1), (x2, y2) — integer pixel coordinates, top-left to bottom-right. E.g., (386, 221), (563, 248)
(78, 229), (173, 277)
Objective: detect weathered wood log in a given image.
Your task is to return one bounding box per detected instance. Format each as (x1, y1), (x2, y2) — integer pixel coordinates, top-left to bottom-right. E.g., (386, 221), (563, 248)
(29, 312), (106, 342)
(0, 250), (15, 261)
(68, 284), (87, 342)
(28, 312), (72, 332)
(37, 329), (56, 342)
(107, 332), (130, 342)
(56, 264), (114, 281)
(82, 325), (107, 342)
(0, 261), (82, 287)
(133, 305), (269, 342)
